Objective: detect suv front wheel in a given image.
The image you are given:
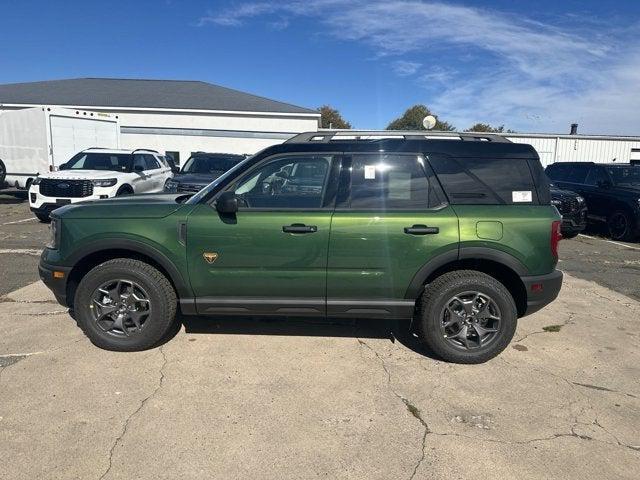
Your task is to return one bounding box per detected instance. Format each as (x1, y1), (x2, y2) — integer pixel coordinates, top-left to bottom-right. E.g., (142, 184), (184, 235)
(415, 270), (517, 364)
(74, 258), (177, 351)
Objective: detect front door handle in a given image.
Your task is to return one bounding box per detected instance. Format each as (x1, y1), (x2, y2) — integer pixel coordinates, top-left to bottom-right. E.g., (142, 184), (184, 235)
(283, 223), (317, 234)
(404, 225), (439, 235)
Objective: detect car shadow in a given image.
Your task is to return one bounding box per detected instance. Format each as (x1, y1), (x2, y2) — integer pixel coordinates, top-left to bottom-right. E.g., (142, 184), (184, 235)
(161, 314), (440, 360)
(0, 191), (27, 204)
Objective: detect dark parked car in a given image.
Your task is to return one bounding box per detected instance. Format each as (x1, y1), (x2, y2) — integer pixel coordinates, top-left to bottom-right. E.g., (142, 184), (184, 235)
(546, 162), (640, 241)
(549, 184), (587, 238)
(164, 152), (246, 193)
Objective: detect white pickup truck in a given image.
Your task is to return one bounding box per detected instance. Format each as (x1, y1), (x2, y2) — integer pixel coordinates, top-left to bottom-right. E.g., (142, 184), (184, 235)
(0, 106), (119, 190)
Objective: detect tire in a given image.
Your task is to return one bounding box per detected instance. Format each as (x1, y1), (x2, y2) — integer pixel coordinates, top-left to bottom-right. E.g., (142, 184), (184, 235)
(607, 210), (635, 242)
(116, 185), (133, 197)
(0, 158), (6, 186)
(35, 212), (51, 223)
(561, 231), (579, 239)
(415, 270), (518, 364)
(74, 258), (177, 351)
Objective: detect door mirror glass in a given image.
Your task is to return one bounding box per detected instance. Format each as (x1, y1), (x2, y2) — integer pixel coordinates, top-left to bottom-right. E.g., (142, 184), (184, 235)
(216, 191), (238, 214)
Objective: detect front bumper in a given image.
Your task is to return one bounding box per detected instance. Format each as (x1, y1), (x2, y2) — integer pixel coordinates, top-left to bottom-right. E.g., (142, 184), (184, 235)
(521, 270), (563, 316)
(560, 208), (587, 236)
(38, 255), (72, 307)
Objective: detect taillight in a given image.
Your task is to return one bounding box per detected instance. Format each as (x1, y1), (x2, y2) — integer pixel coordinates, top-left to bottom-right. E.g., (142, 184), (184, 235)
(551, 220), (562, 259)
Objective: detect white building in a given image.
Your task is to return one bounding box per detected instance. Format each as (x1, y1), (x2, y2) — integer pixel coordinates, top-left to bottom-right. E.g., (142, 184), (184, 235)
(505, 132), (640, 167)
(0, 78), (320, 165)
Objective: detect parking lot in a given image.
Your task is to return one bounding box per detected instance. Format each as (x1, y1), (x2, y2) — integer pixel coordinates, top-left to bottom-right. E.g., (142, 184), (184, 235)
(1, 190), (639, 479)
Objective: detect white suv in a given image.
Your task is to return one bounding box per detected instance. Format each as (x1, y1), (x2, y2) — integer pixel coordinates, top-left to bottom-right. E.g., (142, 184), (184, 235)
(29, 148), (174, 222)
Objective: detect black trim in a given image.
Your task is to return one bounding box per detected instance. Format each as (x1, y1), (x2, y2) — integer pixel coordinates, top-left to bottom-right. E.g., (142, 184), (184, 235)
(65, 238), (192, 298)
(521, 270), (563, 316)
(39, 258), (72, 307)
(404, 249), (460, 299)
(458, 247), (528, 276)
(327, 299), (414, 319)
(195, 297), (325, 316)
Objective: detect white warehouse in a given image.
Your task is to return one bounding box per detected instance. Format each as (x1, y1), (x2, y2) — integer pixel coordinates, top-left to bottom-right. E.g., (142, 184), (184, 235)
(0, 78), (320, 166)
(505, 132), (640, 167)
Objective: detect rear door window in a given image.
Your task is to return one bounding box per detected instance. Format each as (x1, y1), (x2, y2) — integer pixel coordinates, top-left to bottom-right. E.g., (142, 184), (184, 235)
(337, 154), (445, 209)
(428, 155), (538, 205)
(143, 154), (161, 170)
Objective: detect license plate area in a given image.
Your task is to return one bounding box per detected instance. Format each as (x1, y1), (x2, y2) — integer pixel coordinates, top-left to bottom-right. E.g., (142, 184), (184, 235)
(55, 199), (71, 205)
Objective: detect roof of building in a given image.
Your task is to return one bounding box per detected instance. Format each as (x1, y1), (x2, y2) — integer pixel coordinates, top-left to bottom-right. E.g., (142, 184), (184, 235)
(0, 78), (318, 115)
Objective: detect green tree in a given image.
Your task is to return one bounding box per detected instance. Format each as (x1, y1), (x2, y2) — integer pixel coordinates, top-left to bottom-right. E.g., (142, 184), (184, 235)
(386, 104), (455, 131)
(318, 105), (351, 129)
(465, 123), (515, 133)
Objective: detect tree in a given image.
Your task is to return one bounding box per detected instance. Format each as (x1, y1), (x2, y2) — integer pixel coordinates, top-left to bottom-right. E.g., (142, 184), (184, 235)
(318, 105), (351, 129)
(386, 104), (455, 131)
(465, 123), (515, 133)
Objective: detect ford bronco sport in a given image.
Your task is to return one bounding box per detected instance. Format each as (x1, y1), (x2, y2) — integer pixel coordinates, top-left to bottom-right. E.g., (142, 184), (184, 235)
(39, 131), (563, 364)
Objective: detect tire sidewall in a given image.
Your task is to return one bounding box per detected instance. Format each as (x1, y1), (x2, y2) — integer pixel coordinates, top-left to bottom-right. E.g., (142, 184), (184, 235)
(75, 262), (171, 350)
(420, 276), (517, 362)
(608, 210), (632, 241)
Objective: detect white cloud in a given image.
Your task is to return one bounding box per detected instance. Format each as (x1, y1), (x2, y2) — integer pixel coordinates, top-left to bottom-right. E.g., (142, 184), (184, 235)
(392, 60), (421, 77)
(199, 1), (639, 134)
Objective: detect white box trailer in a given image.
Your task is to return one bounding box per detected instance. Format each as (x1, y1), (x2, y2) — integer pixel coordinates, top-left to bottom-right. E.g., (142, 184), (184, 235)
(0, 107), (120, 189)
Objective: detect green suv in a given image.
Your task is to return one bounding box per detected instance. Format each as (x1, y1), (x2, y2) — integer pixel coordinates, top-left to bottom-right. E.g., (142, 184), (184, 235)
(39, 131), (563, 363)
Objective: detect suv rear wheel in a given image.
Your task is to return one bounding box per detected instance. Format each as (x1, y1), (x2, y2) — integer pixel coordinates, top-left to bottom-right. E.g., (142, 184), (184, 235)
(415, 270), (517, 364)
(74, 258), (177, 351)
(608, 210), (634, 242)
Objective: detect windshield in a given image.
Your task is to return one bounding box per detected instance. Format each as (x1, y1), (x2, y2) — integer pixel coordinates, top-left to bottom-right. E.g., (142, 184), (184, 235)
(181, 155), (243, 174)
(63, 152), (132, 172)
(605, 166), (640, 186)
(186, 155), (255, 204)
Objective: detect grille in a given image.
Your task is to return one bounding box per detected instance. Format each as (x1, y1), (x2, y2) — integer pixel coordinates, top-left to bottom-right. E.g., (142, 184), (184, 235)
(40, 179), (94, 198)
(557, 196), (581, 214)
(177, 183), (203, 193)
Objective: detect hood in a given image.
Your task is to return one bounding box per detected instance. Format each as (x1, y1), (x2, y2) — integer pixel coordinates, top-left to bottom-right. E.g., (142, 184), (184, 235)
(173, 172), (223, 185)
(53, 193), (194, 219)
(39, 170), (124, 180)
(550, 186), (580, 198)
(611, 184), (640, 195)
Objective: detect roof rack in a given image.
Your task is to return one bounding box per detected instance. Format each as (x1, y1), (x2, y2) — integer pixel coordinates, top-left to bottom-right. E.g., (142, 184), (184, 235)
(285, 130), (512, 144)
(132, 148), (159, 154)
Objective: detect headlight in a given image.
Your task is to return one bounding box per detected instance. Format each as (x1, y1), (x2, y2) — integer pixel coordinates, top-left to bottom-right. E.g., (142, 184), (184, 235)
(551, 199), (561, 206)
(576, 195), (585, 204)
(32, 177), (42, 185)
(47, 218), (60, 249)
(165, 180), (178, 192)
(92, 178), (117, 187)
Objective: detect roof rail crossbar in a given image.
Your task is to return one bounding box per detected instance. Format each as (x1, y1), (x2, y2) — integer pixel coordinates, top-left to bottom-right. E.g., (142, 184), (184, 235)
(285, 130), (511, 143)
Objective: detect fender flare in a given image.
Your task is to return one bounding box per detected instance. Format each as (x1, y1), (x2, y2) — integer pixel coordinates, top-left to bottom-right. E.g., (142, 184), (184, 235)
(404, 247), (528, 299)
(67, 238), (192, 298)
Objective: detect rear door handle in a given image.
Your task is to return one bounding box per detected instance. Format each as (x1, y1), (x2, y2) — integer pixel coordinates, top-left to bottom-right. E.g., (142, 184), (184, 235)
(283, 223), (317, 234)
(404, 225), (439, 235)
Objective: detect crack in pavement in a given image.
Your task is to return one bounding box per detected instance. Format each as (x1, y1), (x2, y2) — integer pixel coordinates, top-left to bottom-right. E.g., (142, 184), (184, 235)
(514, 312), (576, 343)
(356, 339), (430, 480)
(98, 346), (169, 480)
(572, 381), (638, 399)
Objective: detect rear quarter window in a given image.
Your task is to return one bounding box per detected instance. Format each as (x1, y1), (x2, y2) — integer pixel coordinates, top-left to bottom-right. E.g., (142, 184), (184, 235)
(428, 154), (541, 205)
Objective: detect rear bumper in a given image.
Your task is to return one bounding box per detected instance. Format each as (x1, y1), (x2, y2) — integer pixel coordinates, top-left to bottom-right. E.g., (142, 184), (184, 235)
(521, 270), (563, 316)
(38, 256), (72, 307)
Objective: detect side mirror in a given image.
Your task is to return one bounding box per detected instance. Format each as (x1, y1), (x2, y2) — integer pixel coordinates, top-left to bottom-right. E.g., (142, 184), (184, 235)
(216, 191), (238, 214)
(171, 167), (180, 175)
(58, 163), (67, 170)
(133, 165), (144, 173)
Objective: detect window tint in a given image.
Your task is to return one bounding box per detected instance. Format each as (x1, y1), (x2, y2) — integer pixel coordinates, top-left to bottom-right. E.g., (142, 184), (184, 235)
(165, 151), (180, 166)
(564, 164), (590, 183)
(233, 155), (332, 209)
(606, 166), (640, 186)
(182, 155), (243, 174)
(132, 154), (146, 171)
(144, 154), (161, 170)
(585, 166), (608, 186)
(429, 155), (537, 205)
(546, 163), (571, 181)
(65, 152), (133, 172)
(339, 154), (440, 209)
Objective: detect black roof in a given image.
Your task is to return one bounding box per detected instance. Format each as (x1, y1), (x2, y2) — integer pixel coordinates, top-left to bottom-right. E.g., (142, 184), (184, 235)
(265, 137), (538, 159)
(0, 78), (317, 115)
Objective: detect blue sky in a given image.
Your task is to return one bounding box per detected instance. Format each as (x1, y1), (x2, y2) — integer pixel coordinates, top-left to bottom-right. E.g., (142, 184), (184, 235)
(1, 0), (639, 134)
